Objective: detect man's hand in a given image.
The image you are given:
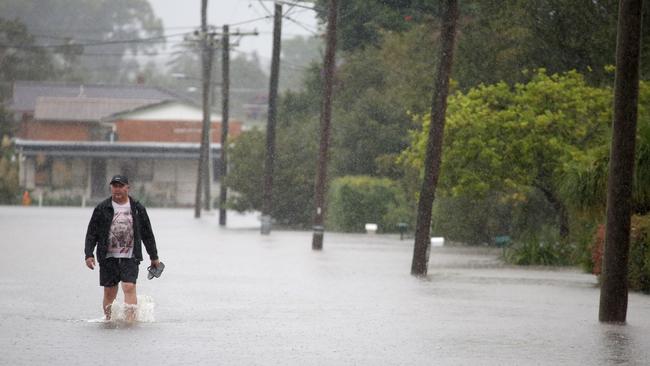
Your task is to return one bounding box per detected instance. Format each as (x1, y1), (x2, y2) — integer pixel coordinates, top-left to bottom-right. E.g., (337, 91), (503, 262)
(150, 259), (161, 268)
(85, 257), (96, 270)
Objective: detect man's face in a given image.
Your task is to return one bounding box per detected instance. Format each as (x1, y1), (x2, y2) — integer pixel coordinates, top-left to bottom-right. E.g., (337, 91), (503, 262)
(110, 182), (129, 203)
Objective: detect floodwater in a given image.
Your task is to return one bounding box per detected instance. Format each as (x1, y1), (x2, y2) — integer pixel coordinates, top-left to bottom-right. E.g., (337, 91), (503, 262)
(1, 206), (649, 365)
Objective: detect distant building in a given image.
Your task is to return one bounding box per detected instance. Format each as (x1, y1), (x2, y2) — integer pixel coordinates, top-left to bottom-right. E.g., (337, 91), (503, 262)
(10, 81), (242, 206)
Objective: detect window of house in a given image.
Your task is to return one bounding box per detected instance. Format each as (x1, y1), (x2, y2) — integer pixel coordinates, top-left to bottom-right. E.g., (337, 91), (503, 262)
(120, 159), (154, 184)
(137, 159), (154, 182)
(51, 159), (73, 188)
(70, 158), (88, 187)
(212, 158), (221, 182)
(34, 154), (51, 187)
(120, 161), (137, 183)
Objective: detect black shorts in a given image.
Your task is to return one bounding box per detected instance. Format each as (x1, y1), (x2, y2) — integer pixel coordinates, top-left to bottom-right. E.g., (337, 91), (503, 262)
(99, 257), (140, 287)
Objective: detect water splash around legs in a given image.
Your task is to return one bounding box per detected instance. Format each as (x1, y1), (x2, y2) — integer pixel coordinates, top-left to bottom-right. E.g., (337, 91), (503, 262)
(87, 295), (156, 324)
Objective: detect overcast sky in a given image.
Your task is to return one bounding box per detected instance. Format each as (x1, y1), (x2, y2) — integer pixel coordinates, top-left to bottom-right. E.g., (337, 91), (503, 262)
(148, 0), (320, 64)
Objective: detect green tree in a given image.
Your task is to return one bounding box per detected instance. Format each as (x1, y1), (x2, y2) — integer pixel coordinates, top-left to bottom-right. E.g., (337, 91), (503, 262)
(0, 18), (57, 99)
(560, 80), (650, 215)
(317, 0), (650, 87)
(224, 128), (265, 212)
(401, 70), (613, 241)
(0, 0), (164, 83)
(329, 22), (442, 178)
(453, 0), (621, 87)
(0, 138), (19, 204)
(279, 35), (323, 92)
(314, 0), (439, 52)
(0, 107), (18, 203)
(225, 86), (320, 227)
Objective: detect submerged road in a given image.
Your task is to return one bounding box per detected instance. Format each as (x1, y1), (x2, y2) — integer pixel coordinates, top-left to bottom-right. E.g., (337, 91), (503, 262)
(1, 206), (649, 365)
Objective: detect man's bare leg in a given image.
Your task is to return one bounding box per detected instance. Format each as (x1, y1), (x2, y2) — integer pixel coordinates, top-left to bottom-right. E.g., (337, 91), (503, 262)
(103, 286), (118, 320)
(122, 282), (137, 322)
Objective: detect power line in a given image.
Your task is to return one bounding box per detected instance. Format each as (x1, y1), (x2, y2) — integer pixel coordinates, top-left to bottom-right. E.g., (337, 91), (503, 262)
(256, 0), (274, 17)
(32, 32), (189, 44)
(77, 51), (183, 57)
(261, 0), (319, 11)
(284, 16), (319, 35)
(283, 2), (298, 16)
(227, 15), (271, 27)
(2, 31), (194, 49)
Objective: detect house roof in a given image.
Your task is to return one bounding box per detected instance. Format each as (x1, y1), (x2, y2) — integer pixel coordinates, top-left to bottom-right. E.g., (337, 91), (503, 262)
(105, 100), (222, 122)
(9, 80), (180, 112)
(14, 138), (222, 159)
(34, 97), (162, 122)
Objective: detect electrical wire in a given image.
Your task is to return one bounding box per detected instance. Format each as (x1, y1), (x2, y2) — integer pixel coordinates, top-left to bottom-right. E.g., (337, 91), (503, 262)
(1, 31), (194, 49)
(227, 15), (271, 27)
(257, 0), (273, 17)
(284, 16), (319, 36)
(31, 30), (193, 43)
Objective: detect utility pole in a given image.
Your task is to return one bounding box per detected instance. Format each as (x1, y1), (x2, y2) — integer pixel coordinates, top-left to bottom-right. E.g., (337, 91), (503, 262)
(599, 0), (643, 323)
(194, 0), (214, 218)
(219, 25), (230, 226)
(203, 48), (214, 212)
(311, 0), (338, 250)
(205, 43), (220, 212)
(410, 0), (459, 276)
(261, 3), (283, 235)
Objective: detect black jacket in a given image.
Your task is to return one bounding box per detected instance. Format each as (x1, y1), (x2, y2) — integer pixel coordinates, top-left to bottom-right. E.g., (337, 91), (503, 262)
(84, 196), (159, 263)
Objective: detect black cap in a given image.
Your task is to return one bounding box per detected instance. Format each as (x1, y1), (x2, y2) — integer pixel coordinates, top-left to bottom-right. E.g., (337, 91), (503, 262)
(109, 175), (129, 185)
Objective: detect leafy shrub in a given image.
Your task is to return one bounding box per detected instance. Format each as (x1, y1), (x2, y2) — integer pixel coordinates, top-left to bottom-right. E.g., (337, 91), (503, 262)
(327, 176), (405, 232)
(504, 227), (573, 266)
(225, 96), (320, 228)
(431, 188), (557, 245)
(590, 224), (605, 275)
(590, 215), (650, 293)
(0, 137), (19, 204)
(41, 194), (83, 207)
(561, 214), (601, 273)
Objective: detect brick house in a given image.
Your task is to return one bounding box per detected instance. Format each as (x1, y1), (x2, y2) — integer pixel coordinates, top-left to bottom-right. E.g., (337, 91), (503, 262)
(10, 81), (241, 206)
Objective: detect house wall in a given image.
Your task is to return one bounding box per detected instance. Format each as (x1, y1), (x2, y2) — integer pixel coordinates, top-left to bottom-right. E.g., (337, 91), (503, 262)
(107, 158), (215, 206)
(150, 159), (204, 206)
(114, 120), (242, 143)
(14, 99), (231, 206)
(19, 155), (219, 207)
(19, 158), (35, 189)
(19, 156), (89, 203)
(19, 120), (91, 141)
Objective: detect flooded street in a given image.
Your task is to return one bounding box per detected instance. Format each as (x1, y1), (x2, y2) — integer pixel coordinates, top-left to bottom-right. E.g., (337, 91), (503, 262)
(1, 206), (649, 365)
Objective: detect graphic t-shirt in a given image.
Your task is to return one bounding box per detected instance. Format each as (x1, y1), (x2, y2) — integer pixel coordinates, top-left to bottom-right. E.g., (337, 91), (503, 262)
(107, 200), (134, 258)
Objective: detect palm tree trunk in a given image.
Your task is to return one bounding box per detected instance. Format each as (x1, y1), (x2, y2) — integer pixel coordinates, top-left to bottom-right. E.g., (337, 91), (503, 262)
(599, 0), (643, 323)
(539, 187), (570, 239)
(411, 0), (459, 276)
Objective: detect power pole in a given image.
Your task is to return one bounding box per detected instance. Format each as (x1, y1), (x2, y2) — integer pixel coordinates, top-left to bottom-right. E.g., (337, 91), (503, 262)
(311, 0), (338, 250)
(205, 42), (219, 212)
(203, 46), (215, 212)
(410, 0), (459, 276)
(195, 0), (214, 218)
(599, 0), (643, 323)
(261, 3), (283, 235)
(219, 25), (230, 226)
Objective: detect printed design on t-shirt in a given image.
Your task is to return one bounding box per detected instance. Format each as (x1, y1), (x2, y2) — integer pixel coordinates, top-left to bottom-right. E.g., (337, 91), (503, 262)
(109, 209), (134, 253)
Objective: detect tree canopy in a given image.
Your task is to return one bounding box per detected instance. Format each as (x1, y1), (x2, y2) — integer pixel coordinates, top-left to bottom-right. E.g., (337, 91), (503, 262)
(0, 0), (164, 83)
(560, 81), (650, 216)
(316, 0), (650, 86)
(0, 18), (57, 99)
(400, 70), (613, 240)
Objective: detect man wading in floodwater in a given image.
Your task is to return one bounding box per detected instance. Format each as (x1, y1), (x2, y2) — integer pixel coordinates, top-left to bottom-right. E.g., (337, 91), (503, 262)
(84, 175), (161, 321)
